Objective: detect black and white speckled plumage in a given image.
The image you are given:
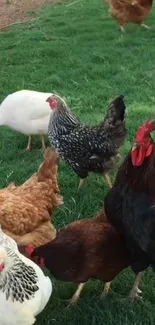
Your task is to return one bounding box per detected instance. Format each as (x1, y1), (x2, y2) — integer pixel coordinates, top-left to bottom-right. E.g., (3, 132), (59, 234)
(0, 248), (39, 303)
(48, 96), (127, 179)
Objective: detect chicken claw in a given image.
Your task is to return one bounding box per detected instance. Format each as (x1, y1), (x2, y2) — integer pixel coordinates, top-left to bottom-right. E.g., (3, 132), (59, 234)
(129, 287), (142, 301)
(141, 23), (151, 30)
(128, 272), (143, 301)
(67, 283), (85, 307)
(116, 153), (121, 159)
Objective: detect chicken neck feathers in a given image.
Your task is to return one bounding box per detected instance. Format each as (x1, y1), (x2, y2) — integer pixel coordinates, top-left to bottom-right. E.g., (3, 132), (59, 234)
(0, 248), (39, 302)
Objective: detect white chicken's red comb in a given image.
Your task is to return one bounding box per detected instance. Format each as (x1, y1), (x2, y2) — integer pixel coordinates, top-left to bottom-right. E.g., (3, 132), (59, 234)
(46, 96), (57, 109)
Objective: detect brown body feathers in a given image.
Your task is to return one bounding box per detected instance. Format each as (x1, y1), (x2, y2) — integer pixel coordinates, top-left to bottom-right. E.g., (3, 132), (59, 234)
(106, 0), (153, 28)
(0, 148), (63, 248)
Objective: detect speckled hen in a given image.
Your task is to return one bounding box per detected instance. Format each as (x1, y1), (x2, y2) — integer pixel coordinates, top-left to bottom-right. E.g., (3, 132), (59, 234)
(47, 95), (127, 188)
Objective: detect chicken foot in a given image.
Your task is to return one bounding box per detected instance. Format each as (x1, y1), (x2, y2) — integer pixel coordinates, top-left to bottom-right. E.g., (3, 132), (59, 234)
(68, 281), (112, 306)
(68, 283), (85, 306)
(103, 173), (113, 188)
(78, 173), (112, 189)
(141, 23), (151, 30)
(120, 23), (151, 32)
(100, 281), (111, 299)
(128, 272), (143, 301)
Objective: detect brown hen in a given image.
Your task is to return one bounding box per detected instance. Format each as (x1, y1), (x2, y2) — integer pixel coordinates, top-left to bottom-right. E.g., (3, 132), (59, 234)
(0, 148), (63, 247)
(25, 209), (131, 305)
(106, 0), (153, 31)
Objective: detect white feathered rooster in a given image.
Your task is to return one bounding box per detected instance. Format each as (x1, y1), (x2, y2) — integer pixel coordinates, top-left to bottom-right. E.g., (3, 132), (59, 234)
(0, 89), (65, 151)
(0, 227), (52, 325)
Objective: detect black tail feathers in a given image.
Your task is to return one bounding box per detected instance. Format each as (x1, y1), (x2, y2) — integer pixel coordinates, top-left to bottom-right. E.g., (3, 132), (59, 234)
(106, 95), (126, 122)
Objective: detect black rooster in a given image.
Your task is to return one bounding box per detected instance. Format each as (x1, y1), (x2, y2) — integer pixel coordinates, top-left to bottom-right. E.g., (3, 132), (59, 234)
(104, 120), (155, 300)
(47, 95), (127, 189)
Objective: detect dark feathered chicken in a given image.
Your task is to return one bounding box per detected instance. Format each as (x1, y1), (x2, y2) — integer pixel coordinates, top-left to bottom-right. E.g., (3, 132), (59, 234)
(24, 209), (131, 305)
(104, 120), (155, 300)
(47, 95), (127, 189)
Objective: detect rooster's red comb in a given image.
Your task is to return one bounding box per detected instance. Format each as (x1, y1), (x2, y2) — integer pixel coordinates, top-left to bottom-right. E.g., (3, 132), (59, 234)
(135, 120), (155, 142)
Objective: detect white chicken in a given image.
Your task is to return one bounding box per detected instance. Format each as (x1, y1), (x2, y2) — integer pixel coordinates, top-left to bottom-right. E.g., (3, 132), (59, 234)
(0, 227), (52, 325)
(0, 89), (55, 151)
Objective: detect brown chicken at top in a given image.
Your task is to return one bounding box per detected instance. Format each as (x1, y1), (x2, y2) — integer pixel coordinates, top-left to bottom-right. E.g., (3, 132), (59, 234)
(106, 0), (153, 31)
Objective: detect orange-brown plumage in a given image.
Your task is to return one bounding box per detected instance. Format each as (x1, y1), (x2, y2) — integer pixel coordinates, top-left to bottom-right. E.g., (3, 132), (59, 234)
(106, 0), (153, 29)
(0, 148), (63, 247)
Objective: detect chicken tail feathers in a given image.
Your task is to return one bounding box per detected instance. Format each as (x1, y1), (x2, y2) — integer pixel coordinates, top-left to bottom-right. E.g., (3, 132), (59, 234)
(101, 95), (127, 149)
(105, 95), (126, 123)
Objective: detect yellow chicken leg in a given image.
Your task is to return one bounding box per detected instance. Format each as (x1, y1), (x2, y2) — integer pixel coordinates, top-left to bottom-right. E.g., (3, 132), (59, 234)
(25, 135), (32, 151)
(141, 23), (151, 30)
(68, 283), (85, 306)
(40, 135), (46, 152)
(129, 272), (143, 301)
(120, 25), (125, 32)
(78, 179), (85, 189)
(100, 281), (111, 299)
(103, 173), (113, 188)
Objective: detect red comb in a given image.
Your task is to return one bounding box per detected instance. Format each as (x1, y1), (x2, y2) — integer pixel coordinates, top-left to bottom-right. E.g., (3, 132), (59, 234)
(135, 120), (155, 142)
(25, 245), (34, 257)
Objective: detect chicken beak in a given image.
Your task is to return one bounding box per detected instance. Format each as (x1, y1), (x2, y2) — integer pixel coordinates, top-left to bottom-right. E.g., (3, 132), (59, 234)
(132, 142), (137, 151)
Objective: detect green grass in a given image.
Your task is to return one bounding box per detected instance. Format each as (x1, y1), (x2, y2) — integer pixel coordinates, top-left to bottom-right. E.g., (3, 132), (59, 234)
(0, 0), (155, 324)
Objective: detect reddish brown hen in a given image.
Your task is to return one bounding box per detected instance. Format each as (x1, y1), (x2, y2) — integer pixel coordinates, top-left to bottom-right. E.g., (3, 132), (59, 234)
(24, 209), (131, 304)
(106, 0), (153, 31)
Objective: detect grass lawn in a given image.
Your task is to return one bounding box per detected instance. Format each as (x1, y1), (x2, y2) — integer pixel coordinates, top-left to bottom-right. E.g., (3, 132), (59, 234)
(0, 0), (155, 324)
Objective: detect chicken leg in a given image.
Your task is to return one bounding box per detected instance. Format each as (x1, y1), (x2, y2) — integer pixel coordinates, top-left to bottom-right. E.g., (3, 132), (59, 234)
(100, 281), (111, 299)
(116, 152), (121, 159)
(25, 135), (32, 151)
(120, 25), (125, 32)
(78, 178), (85, 189)
(103, 173), (113, 188)
(68, 283), (85, 306)
(141, 23), (151, 30)
(129, 272), (143, 301)
(40, 135), (46, 152)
